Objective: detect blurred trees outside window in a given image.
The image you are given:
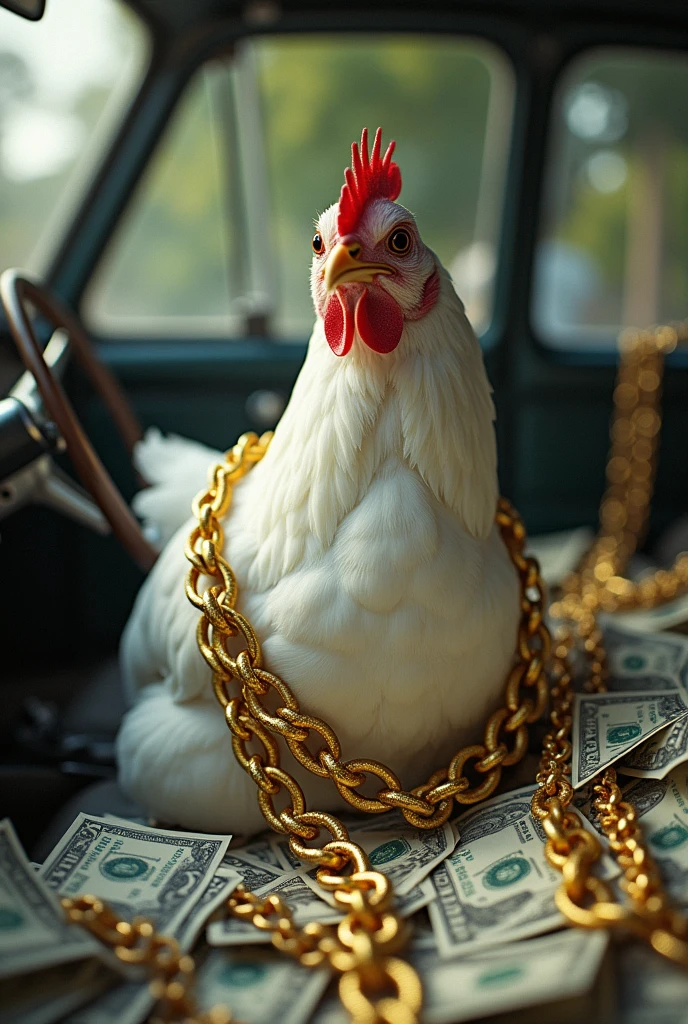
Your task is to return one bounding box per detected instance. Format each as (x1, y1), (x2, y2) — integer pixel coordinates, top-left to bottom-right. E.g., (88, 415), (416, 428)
(534, 48), (688, 350)
(85, 35), (514, 340)
(0, 0), (148, 274)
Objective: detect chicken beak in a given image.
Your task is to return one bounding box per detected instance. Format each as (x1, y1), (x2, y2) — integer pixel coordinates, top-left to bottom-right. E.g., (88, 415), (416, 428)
(323, 242), (394, 294)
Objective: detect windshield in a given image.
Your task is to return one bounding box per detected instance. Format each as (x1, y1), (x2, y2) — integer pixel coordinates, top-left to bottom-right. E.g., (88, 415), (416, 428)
(0, 0), (149, 274)
(85, 34), (513, 340)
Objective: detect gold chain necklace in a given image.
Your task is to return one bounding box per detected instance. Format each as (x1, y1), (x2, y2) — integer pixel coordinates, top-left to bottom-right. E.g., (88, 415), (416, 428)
(533, 322), (688, 968)
(186, 441), (548, 831)
(178, 434), (548, 1023)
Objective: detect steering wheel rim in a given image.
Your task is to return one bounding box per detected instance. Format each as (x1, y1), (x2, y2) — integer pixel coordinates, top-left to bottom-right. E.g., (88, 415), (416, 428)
(1, 269), (157, 572)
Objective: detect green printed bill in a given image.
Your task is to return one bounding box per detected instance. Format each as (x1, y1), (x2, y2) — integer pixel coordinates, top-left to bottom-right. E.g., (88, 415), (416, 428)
(602, 593), (688, 634)
(0, 959), (115, 1024)
(196, 947), (330, 1024)
(572, 690), (688, 788)
(428, 785), (617, 958)
(311, 929), (609, 1024)
(57, 857), (241, 1024)
(40, 813), (231, 935)
(615, 770), (688, 906)
(0, 819), (99, 980)
(603, 624), (688, 694)
(620, 714), (688, 780)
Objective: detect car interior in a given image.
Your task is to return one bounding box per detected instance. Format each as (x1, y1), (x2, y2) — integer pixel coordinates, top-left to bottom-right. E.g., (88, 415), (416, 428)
(1, 0), (687, 869)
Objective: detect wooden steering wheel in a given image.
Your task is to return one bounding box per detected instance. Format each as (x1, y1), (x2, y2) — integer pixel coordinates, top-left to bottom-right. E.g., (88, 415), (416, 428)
(0, 269), (157, 571)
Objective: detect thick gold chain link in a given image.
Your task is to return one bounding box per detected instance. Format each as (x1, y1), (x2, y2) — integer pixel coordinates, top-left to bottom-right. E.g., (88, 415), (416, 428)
(534, 321), (688, 968)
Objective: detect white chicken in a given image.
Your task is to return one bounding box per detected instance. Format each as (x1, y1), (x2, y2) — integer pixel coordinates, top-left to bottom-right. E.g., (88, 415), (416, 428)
(117, 128), (520, 834)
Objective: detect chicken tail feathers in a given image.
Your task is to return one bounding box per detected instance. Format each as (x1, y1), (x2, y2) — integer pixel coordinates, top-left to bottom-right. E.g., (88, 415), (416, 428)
(131, 427), (222, 549)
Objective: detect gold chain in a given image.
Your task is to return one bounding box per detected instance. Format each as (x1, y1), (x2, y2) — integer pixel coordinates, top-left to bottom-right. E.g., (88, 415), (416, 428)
(180, 432), (550, 1023)
(61, 894), (238, 1023)
(534, 321), (688, 968)
(552, 321), (688, 621)
(185, 436), (548, 832)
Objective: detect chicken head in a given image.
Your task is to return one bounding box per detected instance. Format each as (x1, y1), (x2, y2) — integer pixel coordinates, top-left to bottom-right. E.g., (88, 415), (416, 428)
(311, 128), (440, 357)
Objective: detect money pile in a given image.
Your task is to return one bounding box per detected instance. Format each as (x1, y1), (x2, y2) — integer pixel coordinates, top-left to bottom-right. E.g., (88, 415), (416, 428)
(572, 626), (688, 786)
(4, 624), (688, 1022)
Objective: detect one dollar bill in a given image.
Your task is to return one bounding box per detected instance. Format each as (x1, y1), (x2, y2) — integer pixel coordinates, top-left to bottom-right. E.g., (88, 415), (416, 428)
(429, 786), (565, 957)
(429, 784), (615, 958)
(616, 771), (688, 906)
(0, 959), (115, 1024)
(0, 818), (98, 980)
(40, 813), (231, 935)
(571, 690), (688, 788)
(311, 928), (608, 1024)
(604, 625), (688, 694)
(195, 947), (330, 1024)
(620, 715), (688, 780)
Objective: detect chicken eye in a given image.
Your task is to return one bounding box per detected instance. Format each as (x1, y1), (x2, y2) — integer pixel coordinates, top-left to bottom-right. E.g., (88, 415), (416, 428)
(312, 232), (325, 255)
(387, 228), (412, 256)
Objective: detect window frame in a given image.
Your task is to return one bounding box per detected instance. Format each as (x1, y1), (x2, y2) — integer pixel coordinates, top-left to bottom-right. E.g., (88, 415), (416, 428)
(76, 26), (519, 346)
(41, 7), (688, 374)
(530, 40), (688, 364)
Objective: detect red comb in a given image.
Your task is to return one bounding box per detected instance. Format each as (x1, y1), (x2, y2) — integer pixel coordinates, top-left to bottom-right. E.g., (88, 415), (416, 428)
(337, 127), (402, 236)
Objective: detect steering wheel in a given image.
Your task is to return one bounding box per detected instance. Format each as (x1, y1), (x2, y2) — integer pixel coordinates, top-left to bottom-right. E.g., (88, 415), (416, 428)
(0, 269), (157, 572)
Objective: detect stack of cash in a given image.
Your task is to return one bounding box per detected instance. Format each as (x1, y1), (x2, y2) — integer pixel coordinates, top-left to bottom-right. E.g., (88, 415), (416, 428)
(568, 626), (688, 792)
(4, 624), (688, 1023)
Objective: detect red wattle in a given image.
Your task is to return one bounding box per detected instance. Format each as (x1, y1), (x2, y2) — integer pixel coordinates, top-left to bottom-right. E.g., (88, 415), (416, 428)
(354, 288), (404, 354)
(324, 293), (354, 356)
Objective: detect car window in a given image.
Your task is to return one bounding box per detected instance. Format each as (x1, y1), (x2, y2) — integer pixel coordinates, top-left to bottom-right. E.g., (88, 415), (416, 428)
(84, 62), (241, 336)
(534, 48), (688, 351)
(0, 0), (149, 275)
(85, 34), (514, 340)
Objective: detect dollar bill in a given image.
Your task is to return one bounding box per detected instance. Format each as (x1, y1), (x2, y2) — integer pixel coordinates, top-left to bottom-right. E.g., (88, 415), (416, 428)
(571, 690), (688, 788)
(40, 813), (231, 935)
(526, 527), (594, 587)
(247, 870), (344, 926)
(177, 865), (242, 949)
(620, 715), (688, 780)
(220, 850), (286, 889)
(0, 958), (115, 1024)
(429, 785), (564, 957)
(235, 836), (283, 869)
(311, 929), (608, 1024)
(0, 818), (99, 980)
(616, 772), (688, 905)
(270, 814), (457, 896)
(617, 938), (688, 1024)
(195, 947), (330, 1024)
(206, 915), (277, 947)
(429, 784), (617, 958)
(604, 625), (688, 693)
(603, 593), (688, 634)
(62, 978), (152, 1024)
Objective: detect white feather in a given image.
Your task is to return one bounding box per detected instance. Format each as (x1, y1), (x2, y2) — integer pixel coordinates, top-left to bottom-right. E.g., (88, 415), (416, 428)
(131, 428), (222, 548)
(117, 269), (520, 834)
